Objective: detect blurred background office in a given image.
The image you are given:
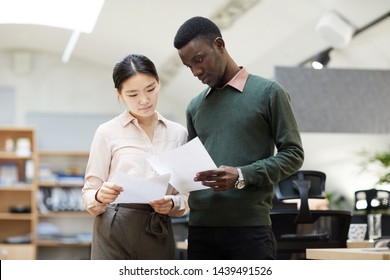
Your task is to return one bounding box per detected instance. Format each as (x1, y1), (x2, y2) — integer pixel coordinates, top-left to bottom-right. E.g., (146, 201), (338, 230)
(0, 0), (389, 259)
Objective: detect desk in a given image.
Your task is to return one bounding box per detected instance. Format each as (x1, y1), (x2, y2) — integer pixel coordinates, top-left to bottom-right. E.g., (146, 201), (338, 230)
(306, 248), (390, 260)
(176, 241), (188, 260)
(176, 241), (188, 251)
(347, 240), (374, 248)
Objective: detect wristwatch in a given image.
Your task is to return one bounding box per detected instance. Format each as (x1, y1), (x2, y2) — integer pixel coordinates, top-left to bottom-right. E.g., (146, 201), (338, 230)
(234, 168), (245, 189)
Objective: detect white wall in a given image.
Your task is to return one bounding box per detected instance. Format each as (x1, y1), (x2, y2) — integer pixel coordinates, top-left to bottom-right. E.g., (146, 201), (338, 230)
(0, 51), (120, 124)
(0, 50), (188, 125)
(1, 50), (389, 211)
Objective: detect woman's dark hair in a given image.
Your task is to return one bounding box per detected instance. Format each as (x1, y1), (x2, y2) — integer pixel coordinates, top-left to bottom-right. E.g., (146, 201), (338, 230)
(173, 16), (222, 49)
(112, 54), (159, 91)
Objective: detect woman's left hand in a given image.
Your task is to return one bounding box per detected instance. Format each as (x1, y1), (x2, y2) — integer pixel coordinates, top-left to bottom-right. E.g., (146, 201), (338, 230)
(150, 196), (173, 214)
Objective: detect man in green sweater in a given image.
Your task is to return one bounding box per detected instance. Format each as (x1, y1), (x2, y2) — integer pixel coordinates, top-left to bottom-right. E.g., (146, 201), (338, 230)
(173, 16), (304, 260)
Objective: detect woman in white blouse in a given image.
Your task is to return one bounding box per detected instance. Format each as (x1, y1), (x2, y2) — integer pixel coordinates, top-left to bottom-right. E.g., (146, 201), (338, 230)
(82, 54), (188, 259)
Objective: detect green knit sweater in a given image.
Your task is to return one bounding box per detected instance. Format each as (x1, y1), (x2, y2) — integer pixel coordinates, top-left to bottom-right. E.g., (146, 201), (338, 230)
(186, 74), (304, 226)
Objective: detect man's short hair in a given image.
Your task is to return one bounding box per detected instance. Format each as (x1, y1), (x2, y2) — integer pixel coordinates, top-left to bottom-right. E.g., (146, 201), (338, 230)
(174, 16), (222, 49)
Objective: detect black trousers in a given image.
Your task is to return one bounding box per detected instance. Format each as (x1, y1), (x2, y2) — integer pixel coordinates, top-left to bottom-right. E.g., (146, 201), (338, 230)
(187, 225), (277, 260)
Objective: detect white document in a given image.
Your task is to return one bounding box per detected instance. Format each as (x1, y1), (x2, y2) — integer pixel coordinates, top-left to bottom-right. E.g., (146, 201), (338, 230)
(110, 171), (170, 204)
(146, 137), (217, 193)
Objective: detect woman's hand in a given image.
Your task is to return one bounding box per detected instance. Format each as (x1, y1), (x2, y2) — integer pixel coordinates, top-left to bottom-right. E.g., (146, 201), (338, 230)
(150, 196), (173, 215)
(95, 182), (123, 204)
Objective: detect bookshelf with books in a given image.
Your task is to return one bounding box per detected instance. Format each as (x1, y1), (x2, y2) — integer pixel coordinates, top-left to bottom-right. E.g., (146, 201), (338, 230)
(37, 150), (93, 260)
(0, 127), (38, 260)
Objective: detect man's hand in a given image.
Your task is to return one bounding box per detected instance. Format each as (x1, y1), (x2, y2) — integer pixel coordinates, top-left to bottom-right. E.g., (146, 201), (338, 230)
(194, 165), (238, 191)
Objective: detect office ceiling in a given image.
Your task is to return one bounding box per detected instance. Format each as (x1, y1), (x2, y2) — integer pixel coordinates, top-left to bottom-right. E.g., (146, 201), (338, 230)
(0, 0), (389, 109)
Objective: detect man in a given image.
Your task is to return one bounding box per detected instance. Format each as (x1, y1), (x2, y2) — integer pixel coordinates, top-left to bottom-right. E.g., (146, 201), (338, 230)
(173, 16), (304, 260)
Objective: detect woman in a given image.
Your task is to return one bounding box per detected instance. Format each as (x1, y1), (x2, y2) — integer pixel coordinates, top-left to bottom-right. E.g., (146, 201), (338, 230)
(82, 54), (188, 259)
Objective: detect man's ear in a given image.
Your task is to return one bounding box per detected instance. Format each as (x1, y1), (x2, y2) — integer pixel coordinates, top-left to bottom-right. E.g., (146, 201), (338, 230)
(213, 37), (225, 52)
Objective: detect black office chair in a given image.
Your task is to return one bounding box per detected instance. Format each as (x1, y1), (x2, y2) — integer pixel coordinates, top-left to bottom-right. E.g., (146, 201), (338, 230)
(271, 170), (352, 259)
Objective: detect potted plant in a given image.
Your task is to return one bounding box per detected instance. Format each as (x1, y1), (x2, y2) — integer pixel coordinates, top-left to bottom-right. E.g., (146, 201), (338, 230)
(359, 148), (390, 185)
(357, 148), (390, 216)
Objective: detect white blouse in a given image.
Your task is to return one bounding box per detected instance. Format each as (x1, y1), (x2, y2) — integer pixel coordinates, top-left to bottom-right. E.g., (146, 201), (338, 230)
(82, 110), (189, 216)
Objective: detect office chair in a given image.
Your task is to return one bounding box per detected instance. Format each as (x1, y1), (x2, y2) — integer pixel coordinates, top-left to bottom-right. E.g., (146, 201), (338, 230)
(271, 170), (352, 259)
(352, 188), (390, 240)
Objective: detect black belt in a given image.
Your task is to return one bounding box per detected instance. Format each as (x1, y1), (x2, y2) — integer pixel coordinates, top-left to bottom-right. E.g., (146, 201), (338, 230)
(115, 203), (153, 211)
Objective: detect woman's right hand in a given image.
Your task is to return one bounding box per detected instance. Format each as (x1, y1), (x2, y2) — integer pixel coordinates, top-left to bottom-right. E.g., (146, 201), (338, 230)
(95, 182), (123, 204)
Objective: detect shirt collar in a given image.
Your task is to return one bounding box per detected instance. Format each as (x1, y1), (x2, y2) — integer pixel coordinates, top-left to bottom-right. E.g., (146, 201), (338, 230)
(205, 67), (249, 97)
(118, 110), (166, 127)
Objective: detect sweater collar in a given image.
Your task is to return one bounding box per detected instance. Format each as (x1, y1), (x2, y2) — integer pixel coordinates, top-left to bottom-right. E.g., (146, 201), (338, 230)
(205, 67), (249, 97)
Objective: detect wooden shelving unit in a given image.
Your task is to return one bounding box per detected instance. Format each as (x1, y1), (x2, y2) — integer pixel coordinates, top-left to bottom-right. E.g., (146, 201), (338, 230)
(36, 150), (93, 260)
(0, 127), (38, 260)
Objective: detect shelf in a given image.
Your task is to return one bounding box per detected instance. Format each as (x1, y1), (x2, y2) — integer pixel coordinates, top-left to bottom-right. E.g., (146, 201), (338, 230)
(0, 243), (36, 259)
(0, 242), (32, 245)
(0, 213), (34, 220)
(36, 149), (91, 260)
(39, 182), (83, 188)
(0, 152), (35, 160)
(1, 129), (94, 260)
(0, 185), (35, 191)
(37, 240), (91, 247)
(0, 127), (38, 260)
(39, 211), (91, 218)
(38, 150), (89, 157)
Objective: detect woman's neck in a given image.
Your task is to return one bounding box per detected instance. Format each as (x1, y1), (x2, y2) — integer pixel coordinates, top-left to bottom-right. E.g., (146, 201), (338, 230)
(134, 112), (157, 141)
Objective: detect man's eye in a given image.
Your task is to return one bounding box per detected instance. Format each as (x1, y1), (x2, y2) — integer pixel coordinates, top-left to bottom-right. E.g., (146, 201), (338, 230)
(147, 87), (156, 92)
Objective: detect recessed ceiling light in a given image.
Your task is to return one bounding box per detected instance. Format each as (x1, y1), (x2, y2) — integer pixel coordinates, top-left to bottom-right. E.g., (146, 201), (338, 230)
(0, 0), (105, 63)
(0, 0), (105, 33)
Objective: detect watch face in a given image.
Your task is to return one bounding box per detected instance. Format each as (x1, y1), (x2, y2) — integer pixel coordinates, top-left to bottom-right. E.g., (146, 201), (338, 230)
(235, 181), (245, 189)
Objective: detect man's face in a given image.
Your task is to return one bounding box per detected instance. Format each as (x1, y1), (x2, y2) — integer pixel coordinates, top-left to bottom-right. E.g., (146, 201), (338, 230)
(178, 38), (226, 88)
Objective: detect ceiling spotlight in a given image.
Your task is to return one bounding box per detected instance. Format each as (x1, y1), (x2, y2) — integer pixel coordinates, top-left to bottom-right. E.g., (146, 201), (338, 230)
(312, 49), (331, 69)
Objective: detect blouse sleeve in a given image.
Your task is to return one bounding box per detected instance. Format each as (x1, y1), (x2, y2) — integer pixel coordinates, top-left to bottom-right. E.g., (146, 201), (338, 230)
(82, 126), (111, 216)
(165, 184), (189, 217)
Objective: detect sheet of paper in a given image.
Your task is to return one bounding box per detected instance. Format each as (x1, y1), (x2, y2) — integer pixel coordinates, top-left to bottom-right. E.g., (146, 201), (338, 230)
(146, 137), (217, 193)
(110, 171), (170, 204)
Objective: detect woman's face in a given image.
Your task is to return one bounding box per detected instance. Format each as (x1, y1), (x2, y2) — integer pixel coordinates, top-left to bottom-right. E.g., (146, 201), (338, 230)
(117, 73), (160, 119)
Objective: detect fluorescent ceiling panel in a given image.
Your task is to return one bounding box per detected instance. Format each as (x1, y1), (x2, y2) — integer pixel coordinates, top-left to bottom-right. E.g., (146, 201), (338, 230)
(0, 0), (105, 33)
